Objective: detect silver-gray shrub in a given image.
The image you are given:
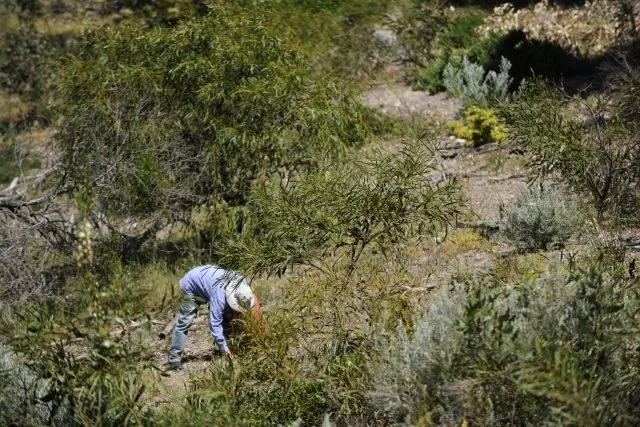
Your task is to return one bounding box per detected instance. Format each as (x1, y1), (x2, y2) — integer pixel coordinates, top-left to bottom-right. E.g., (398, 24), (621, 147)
(369, 267), (640, 425)
(443, 56), (514, 107)
(369, 286), (466, 424)
(0, 344), (68, 425)
(500, 186), (583, 251)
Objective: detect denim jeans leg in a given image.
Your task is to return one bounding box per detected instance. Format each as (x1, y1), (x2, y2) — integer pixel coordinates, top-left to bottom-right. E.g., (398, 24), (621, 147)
(168, 291), (198, 364)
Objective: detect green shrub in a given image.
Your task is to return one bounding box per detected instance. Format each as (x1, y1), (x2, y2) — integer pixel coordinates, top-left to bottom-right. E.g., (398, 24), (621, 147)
(415, 10), (485, 91)
(500, 76), (640, 220)
(415, 28), (505, 91)
(389, 0), (448, 69)
(371, 267), (640, 425)
(219, 138), (462, 276)
(55, 3), (377, 241)
(416, 53), (450, 92)
(0, 25), (52, 102)
(500, 186), (583, 251)
(439, 11), (485, 49)
(5, 267), (154, 426)
(448, 105), (506, 146)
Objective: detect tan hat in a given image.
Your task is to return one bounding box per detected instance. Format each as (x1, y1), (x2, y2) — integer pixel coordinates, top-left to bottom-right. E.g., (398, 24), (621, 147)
(225, 278), (254, 313)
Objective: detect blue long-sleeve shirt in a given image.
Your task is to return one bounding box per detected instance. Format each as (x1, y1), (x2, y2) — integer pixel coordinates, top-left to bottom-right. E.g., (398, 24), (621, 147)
(179, 265), (243, 352)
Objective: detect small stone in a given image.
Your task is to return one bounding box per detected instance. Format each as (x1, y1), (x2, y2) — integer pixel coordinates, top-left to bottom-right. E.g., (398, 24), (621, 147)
(373, 29), (397, 46)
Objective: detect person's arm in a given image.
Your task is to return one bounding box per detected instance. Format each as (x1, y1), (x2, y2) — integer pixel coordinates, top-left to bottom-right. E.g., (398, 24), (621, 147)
(251, 293), (262, 321)
(209, 290), (231, 356)
(250, 293), (269, 337)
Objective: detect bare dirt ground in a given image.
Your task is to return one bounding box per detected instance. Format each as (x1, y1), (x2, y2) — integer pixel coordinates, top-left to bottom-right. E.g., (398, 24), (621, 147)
(361, 82), (463, 122)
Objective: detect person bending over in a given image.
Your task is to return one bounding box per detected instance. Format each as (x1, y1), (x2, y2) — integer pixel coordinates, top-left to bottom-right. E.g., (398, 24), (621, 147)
(167, 264), (261, 370)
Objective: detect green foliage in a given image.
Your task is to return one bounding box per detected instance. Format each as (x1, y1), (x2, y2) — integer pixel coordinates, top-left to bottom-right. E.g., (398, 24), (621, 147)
(443, 56), (514, 107)
(220, 138), (462, 277)
(448, 105), (506, 146)
(100, 0), (207, 26)
(415, 24), (505, 91)
(5, 268), (154, 426)
(417, 54), (450, 92)
(460, 31), (505, 68)
(55, 4), (377, 234)
(500, 186), (583, 251)
(500, 76), (640, 219)
(0, 24), (52, 102)
(415, 9), (487, 91)
(371, 267), (640, 425)
(389, 0), (448, 69)
(439, 11), (485, 49)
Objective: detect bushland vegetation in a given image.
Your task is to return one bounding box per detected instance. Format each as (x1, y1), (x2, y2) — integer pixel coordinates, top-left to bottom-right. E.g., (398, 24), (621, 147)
(2, 0), (640, 426)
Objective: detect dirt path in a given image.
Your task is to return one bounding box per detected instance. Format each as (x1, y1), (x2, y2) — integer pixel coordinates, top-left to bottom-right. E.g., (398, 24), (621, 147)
(144, 313), (223, 409)
(361, 82), (463, 122)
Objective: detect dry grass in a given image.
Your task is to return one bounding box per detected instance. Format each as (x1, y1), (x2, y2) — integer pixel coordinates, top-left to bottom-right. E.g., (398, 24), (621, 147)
(136, 263), (182, 313)
(34, 17), (93, 37)
(442, 228), (491, 257)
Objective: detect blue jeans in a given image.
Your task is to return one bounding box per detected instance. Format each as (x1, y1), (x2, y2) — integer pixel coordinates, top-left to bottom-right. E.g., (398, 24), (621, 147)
(168, 289), (208, 364)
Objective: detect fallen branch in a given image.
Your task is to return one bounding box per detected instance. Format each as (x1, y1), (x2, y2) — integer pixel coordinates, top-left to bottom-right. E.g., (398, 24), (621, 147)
(158, 318), (176, 340)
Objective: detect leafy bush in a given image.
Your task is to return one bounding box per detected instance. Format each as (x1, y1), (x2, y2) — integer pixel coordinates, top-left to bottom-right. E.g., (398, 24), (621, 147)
(415, 28), (505, 92)
(220, 138), (462, 276)
(443, 56), (514, 107)
(388, 0), (448, 69)
(55, 3), (377, 242)
(5, 266), (154, 425)
(500, 75), (640, 220)
(417, 54), (450, 92)
(500, 186), (583, 251)
(448, 105), (506, 146)
(0, 25), (52, 102)
(371, 267), (640, 425)
(438, 11), (485, 49)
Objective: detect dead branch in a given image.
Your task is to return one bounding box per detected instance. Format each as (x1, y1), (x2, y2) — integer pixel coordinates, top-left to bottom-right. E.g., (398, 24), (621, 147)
(158, 318), (177, 340)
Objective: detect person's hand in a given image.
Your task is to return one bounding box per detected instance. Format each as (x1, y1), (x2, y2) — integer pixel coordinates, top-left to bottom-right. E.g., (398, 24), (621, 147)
(225, 349), (234, 359)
